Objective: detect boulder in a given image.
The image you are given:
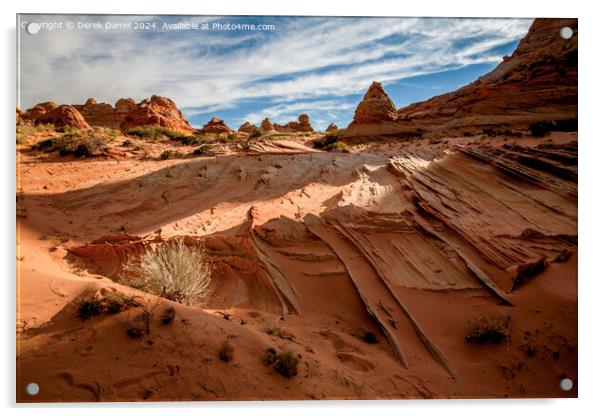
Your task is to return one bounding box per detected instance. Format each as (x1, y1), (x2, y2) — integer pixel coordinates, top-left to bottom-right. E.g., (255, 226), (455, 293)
(36, 105), (90, 129)
(325, 123), (338, 132)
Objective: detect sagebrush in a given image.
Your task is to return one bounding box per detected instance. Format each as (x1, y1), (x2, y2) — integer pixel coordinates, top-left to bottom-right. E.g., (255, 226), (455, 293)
(123, 239), (212, 305)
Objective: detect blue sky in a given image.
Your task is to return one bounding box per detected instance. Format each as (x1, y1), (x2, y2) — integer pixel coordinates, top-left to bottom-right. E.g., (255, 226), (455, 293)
(18, 15), (532, 130)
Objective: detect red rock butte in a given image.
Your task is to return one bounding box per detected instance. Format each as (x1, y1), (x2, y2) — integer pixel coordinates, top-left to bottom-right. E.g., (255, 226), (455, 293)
(344, 18), (577, 138)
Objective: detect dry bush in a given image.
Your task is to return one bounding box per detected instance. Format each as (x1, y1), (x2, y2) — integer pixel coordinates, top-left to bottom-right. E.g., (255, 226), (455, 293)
(465, 313), (511, 345)
(160, 306), (176, 325)
(123, 239), (211, 305)
(218, 341), (234, 362)
(263, 348), (300, 378)
(75, 292), (137, 320)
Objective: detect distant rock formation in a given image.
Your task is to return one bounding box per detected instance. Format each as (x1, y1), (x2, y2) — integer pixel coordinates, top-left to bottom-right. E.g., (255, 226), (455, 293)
(21, 102), (90, 129)
(200, 117), (233, 135)
(21, 102), (59, 123)
(325, 123), (338, 132)
(238, 121), (257, 134)
(274, 114), (314, 133)
(21, 96), (192, 133)
(74, 99), (123, 130)
(344, 18), (578, 138)
(120, 95), (193, 133)
(37, 105), (91, 129)
(260, 118), (275, 132)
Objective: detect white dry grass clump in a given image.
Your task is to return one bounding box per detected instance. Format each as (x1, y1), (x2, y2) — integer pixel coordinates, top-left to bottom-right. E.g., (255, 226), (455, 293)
(123, 239), (211, 305)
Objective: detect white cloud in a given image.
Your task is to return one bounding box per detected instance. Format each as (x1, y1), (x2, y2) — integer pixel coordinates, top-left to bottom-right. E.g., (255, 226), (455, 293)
(18, 15), (533, 126)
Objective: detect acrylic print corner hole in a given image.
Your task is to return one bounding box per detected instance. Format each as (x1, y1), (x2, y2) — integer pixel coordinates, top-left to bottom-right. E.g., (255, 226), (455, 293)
(16, 15), (577, 402)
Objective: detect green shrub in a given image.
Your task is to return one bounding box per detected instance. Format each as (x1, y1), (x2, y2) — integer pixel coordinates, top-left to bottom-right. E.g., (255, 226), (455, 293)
(324, 141), (349, 153)
(249, 128), (262, 139)
(192, 145), (214, 156)
(159, 150), (184, 160)
(33, 133), (107, 157)
(103, 293), (126, 314)
(126, 125), (190, 142)
(122, 139), (134, 147)
(313, 131), (340, 149)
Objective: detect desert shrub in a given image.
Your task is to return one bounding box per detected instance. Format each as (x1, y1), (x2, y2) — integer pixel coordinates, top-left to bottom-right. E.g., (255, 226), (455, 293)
(530, 119), (578, 137)
(362, 331), (378, 344)
(55, 125), (81, 134)
(263, 324), (295, 340)
(160, 306), (176, 325)
(218, 341), (234, 362)
(159, 150), (184, 160)
(312, 131), (340, 149)
(125, 125), (189, 142)
(192, 145), (214, 156)
(227, 133), (237, 141)
(249, 128), (262, 139)
(180, 135), (206, 146)
(76, 298), (102, 320)
(133, 144), (144, 151)
(126, 327), (143, 339)
(263, 348), (300, 378)
(465, 314), (511, 345)
(33, 133), (108, 157)
(122, 139), (134, 147)
(16, 124), (39, 143)
(122, 239), (212, 305)
(324, 141), (349, 153)
(103, 293), (126, 314)
(76, 292), (135, 320)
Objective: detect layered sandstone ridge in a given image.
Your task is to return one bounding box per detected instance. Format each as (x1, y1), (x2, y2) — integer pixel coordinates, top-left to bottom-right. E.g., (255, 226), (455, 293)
(344, 18), (578, 138)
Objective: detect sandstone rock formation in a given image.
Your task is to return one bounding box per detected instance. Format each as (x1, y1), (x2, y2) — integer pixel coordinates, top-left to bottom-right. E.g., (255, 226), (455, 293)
(274, 114), (314, 133)
(325, 123), (338, 132)
(199, 117), (234, 135)
(260, 117), (275, 132)
(344, 18), (578, 138)
(36, 105), (91, 129)
(238, 121), (257, 134)
(343, 82), (400, 137)
(120, 95), (193, 133)
(74, 99), (122, 130)
(21, 102), (59, 123)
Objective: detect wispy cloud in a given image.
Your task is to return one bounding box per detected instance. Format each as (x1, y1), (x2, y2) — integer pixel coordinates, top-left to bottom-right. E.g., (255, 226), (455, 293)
(18, 15), (532, 129)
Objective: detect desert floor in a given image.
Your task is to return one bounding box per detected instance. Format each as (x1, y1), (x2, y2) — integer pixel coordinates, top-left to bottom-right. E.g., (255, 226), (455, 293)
(16, 130), (577, 401)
